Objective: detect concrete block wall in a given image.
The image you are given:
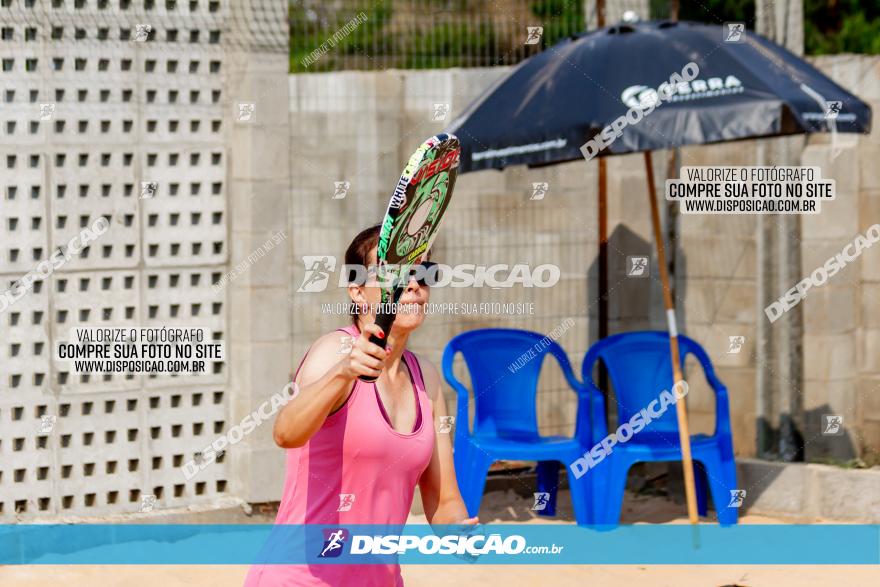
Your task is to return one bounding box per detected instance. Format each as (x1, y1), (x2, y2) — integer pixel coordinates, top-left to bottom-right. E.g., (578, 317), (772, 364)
(671, 140), (762, 444)
(0, 0), (289, 518)
(802, 55), (880, 463)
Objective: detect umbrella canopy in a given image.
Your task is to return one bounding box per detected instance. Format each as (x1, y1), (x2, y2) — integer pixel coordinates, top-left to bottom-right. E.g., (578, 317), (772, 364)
(447, 20), (872, 173)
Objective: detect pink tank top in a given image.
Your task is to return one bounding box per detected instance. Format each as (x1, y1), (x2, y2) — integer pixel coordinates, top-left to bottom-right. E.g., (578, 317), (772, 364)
(244, 325), (435, 587)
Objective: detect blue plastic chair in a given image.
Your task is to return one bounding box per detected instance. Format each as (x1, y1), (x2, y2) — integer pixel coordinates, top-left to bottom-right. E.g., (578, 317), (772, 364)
(442, 328), (600, 525)
(581, 331), (738, 526)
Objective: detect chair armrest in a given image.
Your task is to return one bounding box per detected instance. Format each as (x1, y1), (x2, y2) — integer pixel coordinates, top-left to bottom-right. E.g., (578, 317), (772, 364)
(551, 348), (589, 397)
(572, 371), (608, 445)
(577, 349), (611, 446)
(712, 382), (732, 438)
(687, 342), (724, 389)
(549, 346), (606, 445)
(702, 365), (727, 395)
(688, 343), (733, 439)
(587, 379), (609, 442)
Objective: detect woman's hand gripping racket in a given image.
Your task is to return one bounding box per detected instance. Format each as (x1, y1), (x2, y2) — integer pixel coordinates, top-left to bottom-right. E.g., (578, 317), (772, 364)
(358, 133), (460, 383)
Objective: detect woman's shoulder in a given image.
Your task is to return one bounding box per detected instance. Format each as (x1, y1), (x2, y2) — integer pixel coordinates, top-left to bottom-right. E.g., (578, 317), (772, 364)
(309, 328), (357, 356)
(294, 328), (356, 379)
(406, 351), (442, 400)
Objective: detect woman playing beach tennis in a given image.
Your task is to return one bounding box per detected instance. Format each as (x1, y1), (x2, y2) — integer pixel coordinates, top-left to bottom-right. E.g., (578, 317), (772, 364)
(243, 225), (476, 587)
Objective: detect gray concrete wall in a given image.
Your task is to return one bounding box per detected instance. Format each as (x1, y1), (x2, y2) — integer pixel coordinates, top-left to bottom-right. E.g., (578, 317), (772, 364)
(800, 56), (880, 462)
(0, 0), (289, 518)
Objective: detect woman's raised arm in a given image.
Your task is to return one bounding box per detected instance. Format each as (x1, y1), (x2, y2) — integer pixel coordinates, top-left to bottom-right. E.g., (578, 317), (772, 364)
(273, 323), (390, 448)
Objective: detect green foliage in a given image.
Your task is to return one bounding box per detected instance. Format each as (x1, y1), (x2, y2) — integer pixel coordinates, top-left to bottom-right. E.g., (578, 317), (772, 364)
(805, 0), (880, 54)
(289, 0), (880, 73)
(403, 22), (498, 69)
(290, 0), (393, 73)
(809, 457), (870, 469)
(530, 0), (584, 46)
(671, 0), (880, 55)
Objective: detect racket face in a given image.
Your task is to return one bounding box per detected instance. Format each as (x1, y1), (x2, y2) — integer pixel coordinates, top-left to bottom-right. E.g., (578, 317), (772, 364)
(375, 134), (459, 300)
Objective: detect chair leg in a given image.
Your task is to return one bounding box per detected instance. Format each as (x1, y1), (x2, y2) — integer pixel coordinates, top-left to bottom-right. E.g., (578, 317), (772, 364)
(455, 446), (494, 518)
(693, 460), (709, 518)
(701, 450), (739, 526)
(593, 455), (631, 527)
(535, 460), (559, 517)
(565, 465), (593, 526)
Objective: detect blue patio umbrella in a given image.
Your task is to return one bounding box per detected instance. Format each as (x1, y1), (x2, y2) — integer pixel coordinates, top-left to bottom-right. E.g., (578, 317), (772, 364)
(447, 20), (870, 171)
(446, 19), (872, 525)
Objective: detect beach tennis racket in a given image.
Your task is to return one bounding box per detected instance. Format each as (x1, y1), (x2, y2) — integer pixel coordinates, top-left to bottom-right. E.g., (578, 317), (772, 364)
(359, 133), (460, 382)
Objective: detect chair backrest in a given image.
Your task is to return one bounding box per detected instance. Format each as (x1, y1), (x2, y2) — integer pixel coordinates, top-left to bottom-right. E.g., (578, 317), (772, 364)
(582, 331), (705, 436)
(443, 328), (572, 438)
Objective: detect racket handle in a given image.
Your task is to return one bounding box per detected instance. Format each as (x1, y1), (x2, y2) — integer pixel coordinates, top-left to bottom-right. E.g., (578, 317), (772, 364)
(358, 311), (396, 383)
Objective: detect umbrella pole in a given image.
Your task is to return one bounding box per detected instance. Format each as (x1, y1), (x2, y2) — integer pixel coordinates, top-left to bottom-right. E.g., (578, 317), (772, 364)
(644, 151), (699, 525)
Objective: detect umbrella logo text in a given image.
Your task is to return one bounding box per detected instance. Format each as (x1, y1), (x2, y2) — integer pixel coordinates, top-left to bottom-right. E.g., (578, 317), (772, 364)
(581, 62), (700, 160)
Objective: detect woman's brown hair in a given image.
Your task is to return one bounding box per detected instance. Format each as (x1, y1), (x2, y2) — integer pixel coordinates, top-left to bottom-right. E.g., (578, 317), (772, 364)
(344, 224), (381, 325)
(344, 224), (433, 325)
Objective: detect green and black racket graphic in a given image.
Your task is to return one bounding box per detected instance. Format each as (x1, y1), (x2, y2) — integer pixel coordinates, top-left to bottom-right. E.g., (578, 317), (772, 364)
(359, 133), (460, 382)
